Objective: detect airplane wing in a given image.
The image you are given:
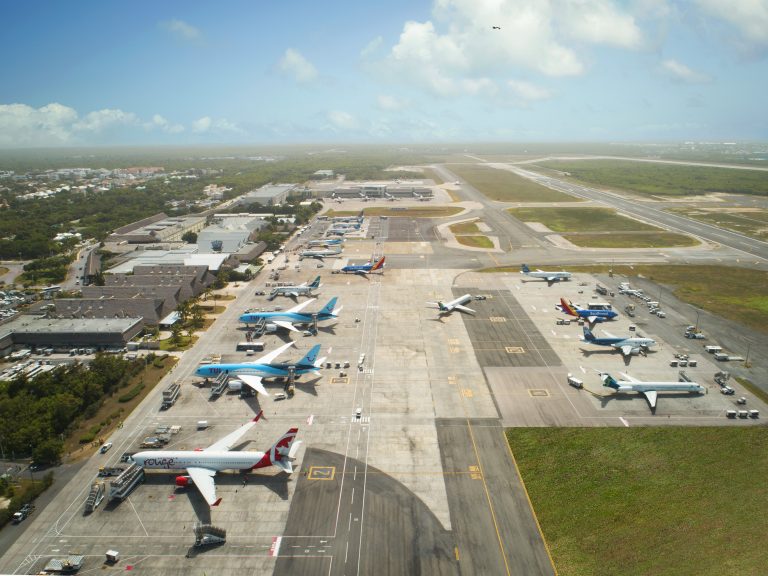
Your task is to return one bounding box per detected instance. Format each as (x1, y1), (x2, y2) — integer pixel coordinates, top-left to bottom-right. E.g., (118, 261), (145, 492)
(205, 413), (262, 452)
(237, 374), (269, 396)
(619, 372), (640, 382)
(454, 304), (476, 314)
(253, 341), (295, 364)
(272, 320), (299, 332)
(620, 345), (635, 357)
(286, 299), (316, 313)
(186, 467), (220, 507)
(642, 390), (658, 409)
(287, 291), (300, 298)
(545, 276), (557, 283)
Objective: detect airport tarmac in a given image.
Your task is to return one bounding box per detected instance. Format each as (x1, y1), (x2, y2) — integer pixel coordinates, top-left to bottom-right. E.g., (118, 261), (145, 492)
(2, 208), (764, 576)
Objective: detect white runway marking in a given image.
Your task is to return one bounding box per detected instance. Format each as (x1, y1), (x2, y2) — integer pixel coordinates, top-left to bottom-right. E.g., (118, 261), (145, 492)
(619, 417), (630, 427)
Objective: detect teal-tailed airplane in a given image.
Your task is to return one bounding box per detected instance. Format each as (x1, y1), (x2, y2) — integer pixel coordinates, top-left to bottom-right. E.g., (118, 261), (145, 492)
(239, 297), (342, 332)
(195, 342), (325, 396)
(521, 264), (571, 285)
(269, 276), (321, 299)
(600, 372), (705, 410)
(299, 246), (342, 260)
(426, 294), (475, 316)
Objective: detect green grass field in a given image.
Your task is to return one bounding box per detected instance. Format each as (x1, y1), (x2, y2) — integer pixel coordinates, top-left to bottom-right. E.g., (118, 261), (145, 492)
(569, 265), (768, 333)
(324, 206), (463, 218)
(507, 428), (768, 576)
(508, 207), (657, 232)
(669, 208), (768, 241)
(455, 235), (493, 248)
(562, 232), (698, 248)
(448, 164), (581, 202)
(539, 159), (768, 197)
(449, 220), (480, 234)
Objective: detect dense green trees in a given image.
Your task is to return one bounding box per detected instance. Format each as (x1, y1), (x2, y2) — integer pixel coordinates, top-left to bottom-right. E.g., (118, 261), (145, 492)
(0, 354), (143, 464)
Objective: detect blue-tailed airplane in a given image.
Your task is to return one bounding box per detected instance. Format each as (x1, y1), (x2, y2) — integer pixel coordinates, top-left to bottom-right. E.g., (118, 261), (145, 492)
(521, 264), (571, 285)
(559, 298), (617, 324)
(339, 256), (385, 276)
(582, 326), (656, 358)
(195, 342), (325, 396)
(599, 372), (705, 410)
(239, 297), (342, 332)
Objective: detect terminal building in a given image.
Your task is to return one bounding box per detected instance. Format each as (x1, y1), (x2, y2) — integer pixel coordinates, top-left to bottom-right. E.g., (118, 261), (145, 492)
(107, 213), (206, 244)
(239, 183), (297, 207)
(0, 316), (143, 354)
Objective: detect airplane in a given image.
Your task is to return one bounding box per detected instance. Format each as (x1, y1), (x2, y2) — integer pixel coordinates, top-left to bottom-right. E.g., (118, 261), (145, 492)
(339, 256), (385, 276)
(330, 221), (360, 230)
(413, 191), (429, 201)
(359, 192), (370, 202)
(131, 411), (302, 507)
(426, 294), (475, 316)
(239, 297), (342, 332)
(195, 341), (325, 397)
(299, 247), (343, 260)
(521, 264), (571, 285)
(331, 192), (343, 203)
(599, 372), (705, 409)
(582, 326), (656, 358)
(307, 238), (344, 247)
(559, 298), (617, 324)
(385, 192), (398, 201)
(269, 276), (321, 299)
(325, 229), (347, 237)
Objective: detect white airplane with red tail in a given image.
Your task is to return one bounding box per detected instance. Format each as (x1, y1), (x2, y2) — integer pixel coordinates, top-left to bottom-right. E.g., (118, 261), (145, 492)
(131, 411), (301, 506)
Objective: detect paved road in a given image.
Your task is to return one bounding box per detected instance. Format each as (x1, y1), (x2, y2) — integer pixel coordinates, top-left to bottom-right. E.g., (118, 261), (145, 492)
(502, 164), (768, 262)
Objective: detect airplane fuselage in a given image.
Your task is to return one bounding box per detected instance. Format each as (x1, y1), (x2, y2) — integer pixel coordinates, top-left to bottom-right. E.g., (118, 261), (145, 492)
(615, 382), (705, 394)
(131, 450), (269, 472)
(195, 363), (316, 380)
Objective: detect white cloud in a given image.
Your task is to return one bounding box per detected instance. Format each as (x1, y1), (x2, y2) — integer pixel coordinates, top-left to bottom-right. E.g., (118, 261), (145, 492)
(327, 110), (358, 131)
(378, 0), (654, 99)
(377, 95), (408, 110)
(0, 102), (78, 146)
(279, 49), (318, 83)
(192, 116), (243, 134)
(148, 114), (184, 133)
(695, 0), (768, 49)
(559, 0), (644, 48)
(73, 108), (138, 132)
(507, 80), (552, 102)
(163, 19), (201, 41)
(661, 59), (711, 83)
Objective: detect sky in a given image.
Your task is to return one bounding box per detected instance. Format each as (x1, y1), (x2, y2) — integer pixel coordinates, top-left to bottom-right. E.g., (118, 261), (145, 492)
(1, 0), (767, 147)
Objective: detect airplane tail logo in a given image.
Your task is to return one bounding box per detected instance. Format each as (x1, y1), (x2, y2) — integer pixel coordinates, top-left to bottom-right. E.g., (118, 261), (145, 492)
(253, 428), (299, 472)
(318, 297), (338, 317)
(308, 276), (321, 289)
(371, 256), (385, 271)
(600, 373), (619, 389)
(521, 264), (531, 274)
(560, 298), (578, 317)
(297, 344), (321, 368)
(582, 326), (595, 341)
(437, 301), (449, 312)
